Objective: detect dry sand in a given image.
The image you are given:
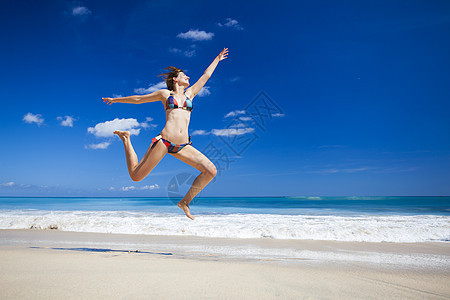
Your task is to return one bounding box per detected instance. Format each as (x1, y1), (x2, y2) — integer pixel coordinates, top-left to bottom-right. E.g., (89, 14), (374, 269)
(0, 229), (449, 299)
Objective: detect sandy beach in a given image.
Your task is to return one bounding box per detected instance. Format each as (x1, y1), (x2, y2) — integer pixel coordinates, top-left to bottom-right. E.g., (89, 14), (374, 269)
(0, 230), (449, 299)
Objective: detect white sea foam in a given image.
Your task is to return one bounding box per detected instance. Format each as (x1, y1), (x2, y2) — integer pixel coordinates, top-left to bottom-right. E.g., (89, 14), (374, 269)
(0, 209), (449, 243)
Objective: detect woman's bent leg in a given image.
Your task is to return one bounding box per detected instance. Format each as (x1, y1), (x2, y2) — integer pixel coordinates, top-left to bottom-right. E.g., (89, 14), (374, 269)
(170, 145), (217, 220)
(114, 131), (167, 182)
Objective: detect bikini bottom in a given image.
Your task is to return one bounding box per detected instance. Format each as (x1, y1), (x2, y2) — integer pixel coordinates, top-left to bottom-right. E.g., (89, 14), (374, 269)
(151, 133), (192, 153)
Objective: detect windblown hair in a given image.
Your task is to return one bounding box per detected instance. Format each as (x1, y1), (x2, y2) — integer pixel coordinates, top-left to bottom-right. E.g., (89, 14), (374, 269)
(158, 66), (184, 91)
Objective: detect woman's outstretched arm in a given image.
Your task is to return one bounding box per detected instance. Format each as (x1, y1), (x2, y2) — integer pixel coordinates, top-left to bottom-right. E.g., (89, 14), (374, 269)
(102, 89), (167, 105)
(188, 48), (228, 98)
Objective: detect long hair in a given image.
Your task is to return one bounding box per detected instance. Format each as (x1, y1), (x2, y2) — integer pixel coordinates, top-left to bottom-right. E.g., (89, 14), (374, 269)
(158, 66), (184, 91)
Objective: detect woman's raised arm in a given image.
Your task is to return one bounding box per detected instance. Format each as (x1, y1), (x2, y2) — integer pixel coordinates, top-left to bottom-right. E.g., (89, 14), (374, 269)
(187, 48), (228, 98)
(102, 89), (168, 105)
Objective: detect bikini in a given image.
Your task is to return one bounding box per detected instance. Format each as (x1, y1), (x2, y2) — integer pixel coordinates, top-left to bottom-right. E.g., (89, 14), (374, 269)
(151, 91), (193, 153)
(165, 91), (193, 111)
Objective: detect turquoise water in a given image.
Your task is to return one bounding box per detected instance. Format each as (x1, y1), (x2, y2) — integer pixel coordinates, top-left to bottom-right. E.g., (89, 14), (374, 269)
(0, 196), (449, 216)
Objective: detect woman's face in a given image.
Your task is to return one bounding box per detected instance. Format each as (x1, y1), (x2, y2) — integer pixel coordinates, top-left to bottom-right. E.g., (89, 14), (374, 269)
(175, 72), (190, 87)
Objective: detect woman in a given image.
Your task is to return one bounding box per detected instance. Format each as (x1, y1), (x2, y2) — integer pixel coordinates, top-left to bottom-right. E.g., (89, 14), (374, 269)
(102, 48), (229, 220)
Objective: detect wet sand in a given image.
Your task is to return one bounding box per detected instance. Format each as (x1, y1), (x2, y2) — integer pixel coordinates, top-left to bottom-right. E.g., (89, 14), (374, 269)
(1, 229), (449, 299)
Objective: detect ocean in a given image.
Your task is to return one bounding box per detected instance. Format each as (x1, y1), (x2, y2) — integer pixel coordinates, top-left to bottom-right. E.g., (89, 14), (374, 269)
(0, 196), (449, 243)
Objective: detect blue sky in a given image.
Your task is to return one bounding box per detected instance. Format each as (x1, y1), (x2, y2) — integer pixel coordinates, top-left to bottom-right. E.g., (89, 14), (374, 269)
(1, 0), (449, 197)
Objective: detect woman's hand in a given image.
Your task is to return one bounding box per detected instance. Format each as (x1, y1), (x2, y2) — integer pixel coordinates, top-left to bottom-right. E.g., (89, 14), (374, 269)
(218, 48), (229, 61)
(102, 97), (116, 105)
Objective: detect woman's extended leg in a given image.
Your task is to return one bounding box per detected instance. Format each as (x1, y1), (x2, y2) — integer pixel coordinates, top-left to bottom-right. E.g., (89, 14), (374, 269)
(114, 131), (168, 182)
(170, 145), (217, 220)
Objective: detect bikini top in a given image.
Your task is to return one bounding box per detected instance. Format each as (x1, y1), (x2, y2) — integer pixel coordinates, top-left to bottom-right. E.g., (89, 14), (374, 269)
(165, 91), (193, 112)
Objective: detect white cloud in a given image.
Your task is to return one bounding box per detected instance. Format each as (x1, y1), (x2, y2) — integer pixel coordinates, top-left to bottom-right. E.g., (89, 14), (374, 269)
(197, 86), (211, 97)
(134, 81), (167, 94)
(141, 184), (160, 190)
(193, 122), (255, 136)
(239, 116), (252, 121)
(72, 6), (91, 16)
(308, 167), (375, 174)
(141, 123), (157, 129)
(345, 167), (371, 173)
(184, 49), (196, 57)
(120, 184), (159, 191)
(57, 116), (75, 127)
(169, 47), (196, 57)
(85, 142), (111, 150)
(218, 18), (244, 30)
(141, 117), (157, 129)
(177, 29), (214, 41)
(229, 123), (247, 128)
(211, 128), (255, 136)
(272, 113), (285, 117)
(87, 118), (141, 138)
(169, 48), (182, 54)
(0, 182), (36, 190)
(192, 130), (210, 136)
(23, 113), (44, 126)
(121, 186), (136, 191)
(320, 169), (340, 174)
(225, 110), (246, 118)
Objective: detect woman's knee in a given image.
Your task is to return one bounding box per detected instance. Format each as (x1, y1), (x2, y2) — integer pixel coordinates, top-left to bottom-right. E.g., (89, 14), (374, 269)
(202, 162), (217, 178)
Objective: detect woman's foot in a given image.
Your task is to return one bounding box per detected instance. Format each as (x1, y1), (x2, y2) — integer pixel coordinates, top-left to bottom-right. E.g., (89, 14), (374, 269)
(177, 200), (195, 220)
(113, 130), (130, 142)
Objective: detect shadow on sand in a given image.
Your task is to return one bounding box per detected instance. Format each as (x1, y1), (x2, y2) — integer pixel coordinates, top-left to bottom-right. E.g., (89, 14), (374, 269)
(29, 246), (173, 256)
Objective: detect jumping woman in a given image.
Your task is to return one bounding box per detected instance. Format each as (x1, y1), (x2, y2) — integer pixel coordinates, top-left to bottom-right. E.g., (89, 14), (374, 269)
(102, 48), (229, 220)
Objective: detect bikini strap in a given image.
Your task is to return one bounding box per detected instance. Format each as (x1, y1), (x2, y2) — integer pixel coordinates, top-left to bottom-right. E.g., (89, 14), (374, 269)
(151, 134), (162, 149)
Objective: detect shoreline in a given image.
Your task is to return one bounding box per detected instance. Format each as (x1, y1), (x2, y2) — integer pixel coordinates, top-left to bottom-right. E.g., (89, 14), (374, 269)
(1, 229), (449, 268)
(1, 229), (450, 299)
